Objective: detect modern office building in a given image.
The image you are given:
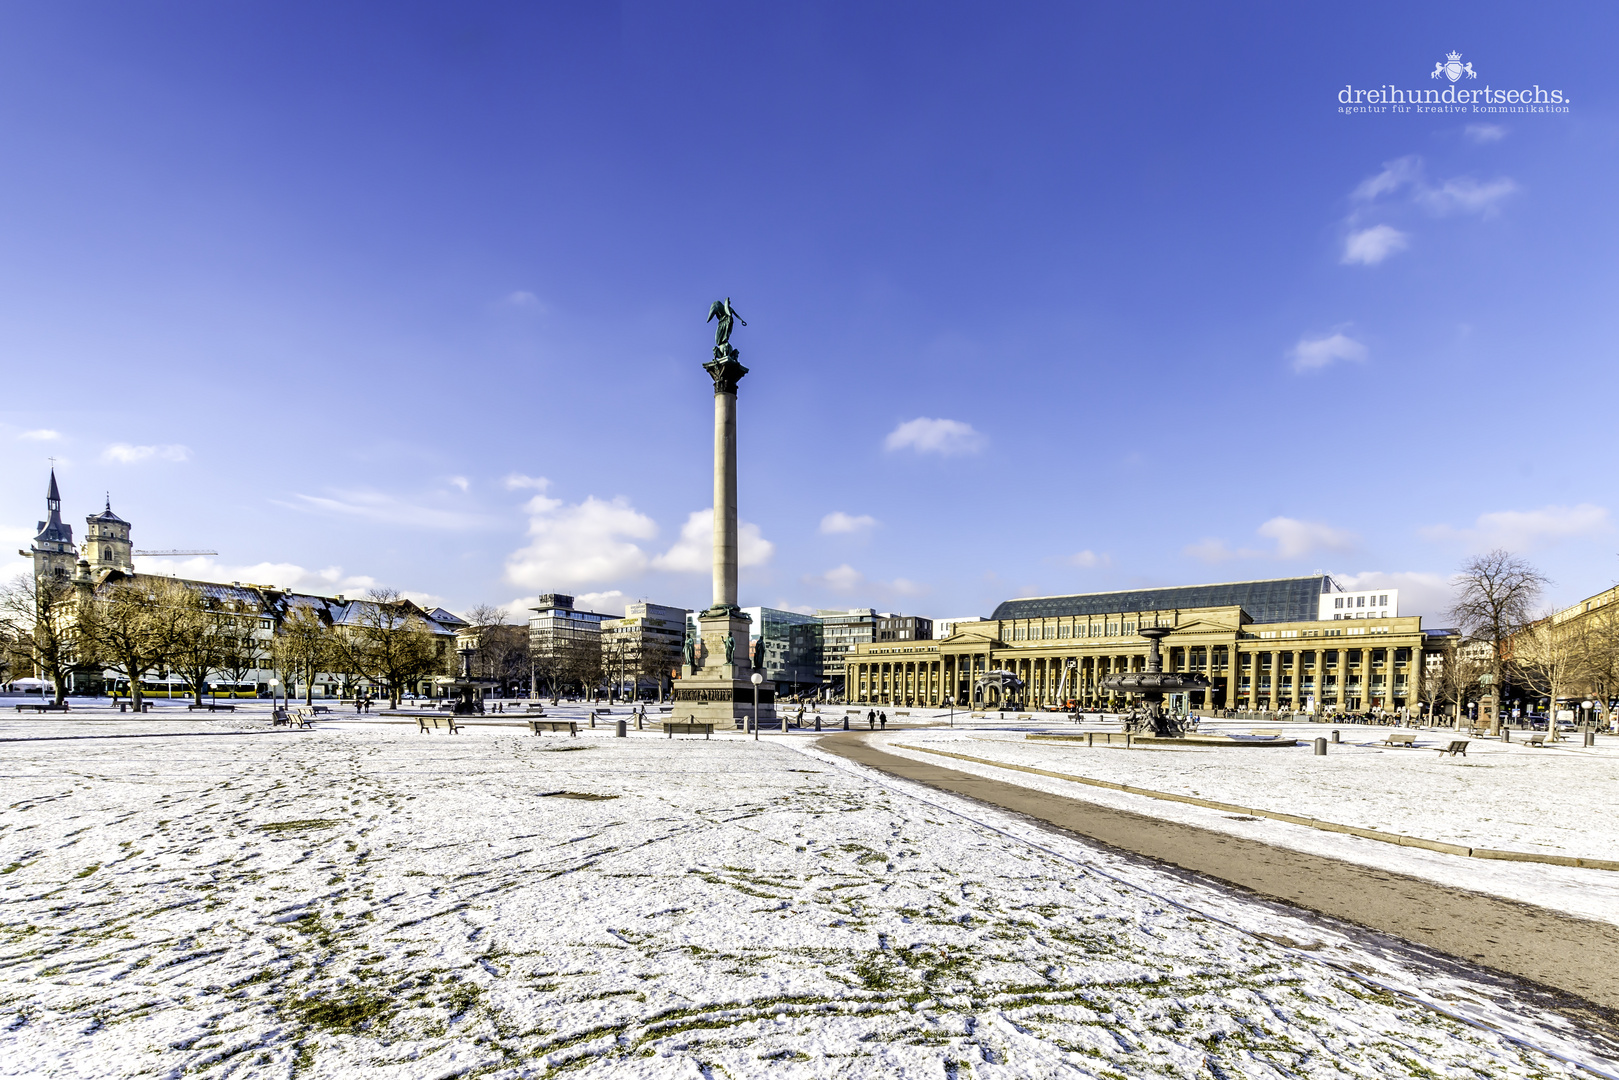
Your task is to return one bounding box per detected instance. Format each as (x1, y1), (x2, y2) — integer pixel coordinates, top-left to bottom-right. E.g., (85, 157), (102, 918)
(528, 594), (615, 694)
(1321, 589), (1398, 620)
(935, 616), (988, 639)
(683, 606), (822, 697)
(816, 608), (877, 690)
(601, 601), (690, 698)
(876, 614), (932, 641)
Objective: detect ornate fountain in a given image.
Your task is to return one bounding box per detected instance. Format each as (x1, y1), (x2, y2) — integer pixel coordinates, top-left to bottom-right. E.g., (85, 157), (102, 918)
(1099, 626), (1209, 737)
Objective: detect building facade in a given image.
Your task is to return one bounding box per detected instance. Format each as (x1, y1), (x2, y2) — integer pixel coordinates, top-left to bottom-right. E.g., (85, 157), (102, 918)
(19, 472), (464, 699)
(528, 594), (613, 694)
(845, 576), (1431, 714)
(601, 600), (690, 698)
(1321, 589), (1399, 620)
(876, 614), (932, 642)
(816, 608), (876, 690)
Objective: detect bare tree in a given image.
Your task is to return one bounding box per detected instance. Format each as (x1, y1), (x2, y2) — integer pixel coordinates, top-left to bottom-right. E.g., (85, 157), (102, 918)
(87, 579), (188, 710)
(0, 573), (84, 705)
(272, 605), (332, 705)
(465, 605), (528, 696)
(331, 589), (447, 706)
(214, 605), (264, 698)
(1448, 550), (1549, 733)
(168, 589), (231, 705)
(1517, 611), (1583, 739)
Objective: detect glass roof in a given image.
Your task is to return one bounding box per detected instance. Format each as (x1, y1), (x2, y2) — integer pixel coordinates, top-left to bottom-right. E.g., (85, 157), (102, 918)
(990, 576), (1331, 625)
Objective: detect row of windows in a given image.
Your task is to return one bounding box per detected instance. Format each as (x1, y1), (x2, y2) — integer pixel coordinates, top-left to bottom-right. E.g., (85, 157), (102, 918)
(1334, 594), (1389, 609)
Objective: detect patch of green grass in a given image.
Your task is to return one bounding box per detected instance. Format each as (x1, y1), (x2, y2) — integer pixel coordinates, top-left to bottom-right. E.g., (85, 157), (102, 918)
(257, 819), (339, 834)
(0, 862), (25, 875)
(294, 993), (391, 1033)
(74, 864), (100, 878)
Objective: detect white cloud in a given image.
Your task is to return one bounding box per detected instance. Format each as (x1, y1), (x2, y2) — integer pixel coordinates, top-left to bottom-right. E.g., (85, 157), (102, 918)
(18, 429), (60, 441)
(129, 557), (378, 596)
(1352, 155), (1423, 202)
(1186, 517), (1356, 564)
(1418, 176), (1518, 217)
(1351, 155), (1517, 217)
(103, 443), (191, 464)
(285, 490), (487, 531)
(810, 564), (865, 593)
(450, 476), (470, 492)
(1184, 537), (1248, 564)
(1419, 503), (1610, 553)
(1342, 225), (1409, 265)
(884, 417), (985, 456)
(503, 473), (550, 491)
(1331, 570), (1454, 620)
(1068, 550), (1111, 568)
(0, 558), (33, 581)
(504, 494), (658, 588)
(1289, 331), (1367, 373)
(651, 508), (774, 574)
(802, 563), (928, 600)
(1465, 123), (1506, 144)
(820, 511), (877, 535)
(502, 290), (543, 309)
(1255, 517), (1358, 559)
(575, 590), (627, 615)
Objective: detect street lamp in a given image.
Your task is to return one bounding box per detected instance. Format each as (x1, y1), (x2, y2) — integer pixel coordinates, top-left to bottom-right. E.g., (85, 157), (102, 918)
(270, 678), (279, 717)
(751, 671), (763, 741)
(1582, 698), (1594, 736)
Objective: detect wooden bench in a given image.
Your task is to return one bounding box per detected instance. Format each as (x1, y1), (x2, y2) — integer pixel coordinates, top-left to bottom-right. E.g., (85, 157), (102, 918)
(1381, 731), (1418, 748)
(14, 702), (68, 713)
(1436, 740), (1469, 757)
(529, 719), (578, 737)
(663, 721), (714, 739)
(187, 702), (236, 712)
(970, 712), (986, 719)
(1249, 728), (1283, 739)
(1524, 732), (1548, 748)
(417, 715), (460, 734)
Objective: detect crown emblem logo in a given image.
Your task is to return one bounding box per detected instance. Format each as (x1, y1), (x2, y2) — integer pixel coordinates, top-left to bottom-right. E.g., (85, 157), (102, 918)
(1431, 50), (1477, 83)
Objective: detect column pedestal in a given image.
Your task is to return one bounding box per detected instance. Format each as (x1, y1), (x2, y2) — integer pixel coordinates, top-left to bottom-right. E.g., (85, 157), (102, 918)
(672, 608), (775, 728)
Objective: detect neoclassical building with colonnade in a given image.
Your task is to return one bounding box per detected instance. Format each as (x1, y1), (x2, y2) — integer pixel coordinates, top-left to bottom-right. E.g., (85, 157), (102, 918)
(844, 576), (1432, 714)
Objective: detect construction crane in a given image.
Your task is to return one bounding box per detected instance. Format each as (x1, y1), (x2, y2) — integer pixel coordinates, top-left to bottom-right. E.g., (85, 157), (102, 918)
(133, 549), (218, 557)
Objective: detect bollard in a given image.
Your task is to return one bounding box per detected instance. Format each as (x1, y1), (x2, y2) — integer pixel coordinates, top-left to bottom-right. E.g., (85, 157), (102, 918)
(1314, 737), (1327, 756)
(815, 718), (822, 731)
(589, 711), (596, 729)
(616, 719), (626, 738)
(1502, 728), (1511, 742)
(1330, 729), (1339, 743)
(1087, 732), (1094, 747)
(842, 717), (849, 730)
(1586, 730), (1597, 747)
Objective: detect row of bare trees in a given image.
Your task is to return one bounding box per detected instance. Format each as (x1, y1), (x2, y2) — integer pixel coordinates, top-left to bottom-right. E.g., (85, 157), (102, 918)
(1440, 549), (1619, 729)
(0, 575), (452, 709)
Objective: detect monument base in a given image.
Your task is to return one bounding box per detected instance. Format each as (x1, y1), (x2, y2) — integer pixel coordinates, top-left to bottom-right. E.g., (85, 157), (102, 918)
(672, 608), (775, 729)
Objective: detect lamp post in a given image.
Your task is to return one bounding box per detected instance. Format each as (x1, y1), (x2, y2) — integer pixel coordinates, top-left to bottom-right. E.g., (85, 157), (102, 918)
(270, 678), (279, 716)
(1582, 698), (1594, 736)
(751, 671), (763, 741)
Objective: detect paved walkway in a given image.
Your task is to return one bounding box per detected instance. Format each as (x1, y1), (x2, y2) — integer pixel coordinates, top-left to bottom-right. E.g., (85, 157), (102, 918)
(819, 733), (1619, 1011)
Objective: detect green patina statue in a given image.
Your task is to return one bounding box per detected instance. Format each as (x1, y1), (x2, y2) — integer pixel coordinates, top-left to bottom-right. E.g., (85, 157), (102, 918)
(707, 298), (746, 356)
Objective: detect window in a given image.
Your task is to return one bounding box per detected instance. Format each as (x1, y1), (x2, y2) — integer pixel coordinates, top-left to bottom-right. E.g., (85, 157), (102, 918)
(1356, 596), (1365, 608)
(1379, 594), (1389, 606)
(1334, 597), (1344, 609)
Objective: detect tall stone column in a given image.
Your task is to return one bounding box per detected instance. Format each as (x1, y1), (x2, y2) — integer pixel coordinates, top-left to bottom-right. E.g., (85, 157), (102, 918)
(670, 305), (773, 731)
(711, 384), (739, 611)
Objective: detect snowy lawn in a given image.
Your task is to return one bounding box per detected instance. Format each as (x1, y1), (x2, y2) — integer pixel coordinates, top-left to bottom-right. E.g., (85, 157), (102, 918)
(0, 720), (1602, 1078)
(884, 722), (1619, 859)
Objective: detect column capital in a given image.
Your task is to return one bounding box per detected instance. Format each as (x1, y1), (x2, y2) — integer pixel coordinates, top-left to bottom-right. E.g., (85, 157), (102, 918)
(704, 351), (750, 394)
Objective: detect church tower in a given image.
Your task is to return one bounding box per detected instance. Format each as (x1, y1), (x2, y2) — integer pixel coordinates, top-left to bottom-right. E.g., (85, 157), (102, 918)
(26, 470), (78, 581)
(85, 497), (135, 575)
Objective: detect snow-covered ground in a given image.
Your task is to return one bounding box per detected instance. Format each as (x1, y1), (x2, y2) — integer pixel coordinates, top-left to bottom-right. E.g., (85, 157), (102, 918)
(1, 715), (1613, 1078)
(870, 718), (1619, 927)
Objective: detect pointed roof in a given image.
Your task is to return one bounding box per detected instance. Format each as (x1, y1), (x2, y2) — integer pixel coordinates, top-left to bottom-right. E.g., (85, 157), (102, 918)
(33, 469), (73, 546)
(90, 495), (129, 526)
(46, 469), (61, 504)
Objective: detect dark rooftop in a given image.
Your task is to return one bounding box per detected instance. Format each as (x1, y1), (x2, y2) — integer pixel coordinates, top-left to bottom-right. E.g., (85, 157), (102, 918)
(990, 576), (1334, 625)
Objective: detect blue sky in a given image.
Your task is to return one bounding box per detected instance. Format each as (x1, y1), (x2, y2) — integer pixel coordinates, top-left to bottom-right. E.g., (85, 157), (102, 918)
(2, 3), (1615, 623)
